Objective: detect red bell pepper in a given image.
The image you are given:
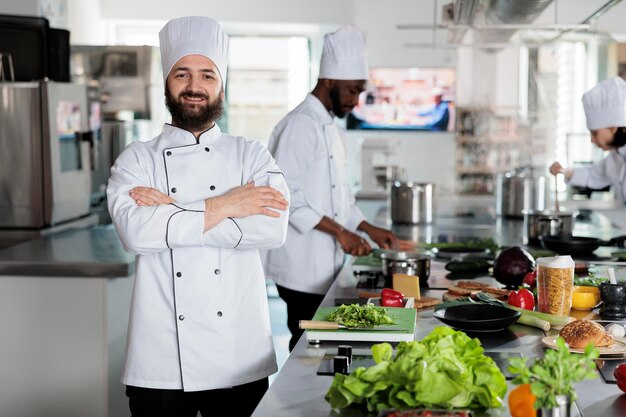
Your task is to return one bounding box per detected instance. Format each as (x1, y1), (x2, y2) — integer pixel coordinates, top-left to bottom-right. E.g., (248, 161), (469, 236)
(508, 287), (535, 311)
(381, 288), (404, 307)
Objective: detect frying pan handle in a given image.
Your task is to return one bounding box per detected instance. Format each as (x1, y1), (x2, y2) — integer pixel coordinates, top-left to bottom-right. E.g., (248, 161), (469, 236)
(608, 235), (626, 247)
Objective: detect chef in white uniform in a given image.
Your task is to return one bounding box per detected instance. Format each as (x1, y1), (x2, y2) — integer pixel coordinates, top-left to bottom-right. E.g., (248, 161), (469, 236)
(264, 25), (398, 351)
(551, 77), (626, 203)
(106, 16), (289, 417)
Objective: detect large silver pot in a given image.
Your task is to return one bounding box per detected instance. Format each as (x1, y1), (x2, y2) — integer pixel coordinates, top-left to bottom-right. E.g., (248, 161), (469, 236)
(390, 181), (434, 224)
(380, 251), (431, 287)
(496, 167), (547, 218)
(523, 209), (576, 246)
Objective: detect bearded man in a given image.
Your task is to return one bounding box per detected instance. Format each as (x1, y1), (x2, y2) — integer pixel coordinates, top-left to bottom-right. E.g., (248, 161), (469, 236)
(263, 25), (398, 352)
(106, 16), (289, 417)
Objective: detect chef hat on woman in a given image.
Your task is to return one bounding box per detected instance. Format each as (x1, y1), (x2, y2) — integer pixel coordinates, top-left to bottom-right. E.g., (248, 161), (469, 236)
(159, 16), (229, 87)
(319, 25), (368, 81)
(582, 76), (626, 130)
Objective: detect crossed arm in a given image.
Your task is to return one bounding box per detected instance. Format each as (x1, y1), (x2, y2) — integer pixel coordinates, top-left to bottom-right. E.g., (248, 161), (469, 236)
(129, 182), (288, 232)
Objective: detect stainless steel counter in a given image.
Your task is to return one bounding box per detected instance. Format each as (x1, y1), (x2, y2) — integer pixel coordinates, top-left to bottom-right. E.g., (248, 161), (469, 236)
(0, 225), (133, 277)
(252, 206), (626, 417)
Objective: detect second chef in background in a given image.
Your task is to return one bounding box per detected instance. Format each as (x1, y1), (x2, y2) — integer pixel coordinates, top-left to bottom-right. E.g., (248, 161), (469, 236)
(551, 77), (626, 203)
(263, 25), (398, 351)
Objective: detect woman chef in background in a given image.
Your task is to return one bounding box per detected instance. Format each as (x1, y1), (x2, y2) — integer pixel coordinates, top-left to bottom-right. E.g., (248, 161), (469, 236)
(550, 77), (626, 204)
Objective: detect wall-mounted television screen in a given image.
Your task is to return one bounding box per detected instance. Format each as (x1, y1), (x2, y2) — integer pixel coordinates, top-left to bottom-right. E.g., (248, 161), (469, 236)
(347, 67), (455, 132)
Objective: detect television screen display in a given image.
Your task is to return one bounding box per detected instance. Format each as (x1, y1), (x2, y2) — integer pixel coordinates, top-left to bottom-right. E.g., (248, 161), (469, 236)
(347, 67), (455, 132)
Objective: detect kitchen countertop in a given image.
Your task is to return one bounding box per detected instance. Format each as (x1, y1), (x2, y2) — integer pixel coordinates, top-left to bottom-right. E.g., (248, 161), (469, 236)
(0, 225), (133, 278)
(252, 204), (626, 417)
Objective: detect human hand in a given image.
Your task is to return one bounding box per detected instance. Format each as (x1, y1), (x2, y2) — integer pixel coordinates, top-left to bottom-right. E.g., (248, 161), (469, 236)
(549, 162), (565, 176)
(129, 187), (176, 206)
(206, 182), (288, 220)
(336, 229), (372, 256)
(365, 226), (399, 250)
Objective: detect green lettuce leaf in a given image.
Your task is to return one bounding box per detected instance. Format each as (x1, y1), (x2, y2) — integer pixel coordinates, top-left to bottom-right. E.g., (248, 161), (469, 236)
(325, 326), (507, 411)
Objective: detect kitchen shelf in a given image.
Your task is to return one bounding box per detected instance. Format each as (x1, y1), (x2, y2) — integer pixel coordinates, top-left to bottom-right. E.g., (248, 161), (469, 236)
(455, 107), (542, 196)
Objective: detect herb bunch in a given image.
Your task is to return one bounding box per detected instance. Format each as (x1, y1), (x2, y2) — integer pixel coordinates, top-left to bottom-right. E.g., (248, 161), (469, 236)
(326, 303), (395, 328)
(508, 337), (599, 409)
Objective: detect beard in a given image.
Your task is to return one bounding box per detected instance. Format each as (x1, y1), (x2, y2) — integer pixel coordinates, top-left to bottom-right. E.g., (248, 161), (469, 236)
(329, 86), (348, 118)
(165, 86), (224, 132)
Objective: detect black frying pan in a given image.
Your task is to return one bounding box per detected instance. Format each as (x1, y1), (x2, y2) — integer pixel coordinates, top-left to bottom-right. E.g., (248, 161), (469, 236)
(539, 235), (626, 256)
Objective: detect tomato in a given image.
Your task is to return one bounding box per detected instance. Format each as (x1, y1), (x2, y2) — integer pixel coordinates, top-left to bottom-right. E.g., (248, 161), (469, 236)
(522, 270), (537, 289)
(508, 288), (535, 311)
(614, 363), (626, 392)
(508, 383), (537, 417)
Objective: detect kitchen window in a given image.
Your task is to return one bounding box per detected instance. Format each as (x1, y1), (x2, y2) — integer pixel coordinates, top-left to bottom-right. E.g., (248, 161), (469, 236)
(225, 36), (310, 145)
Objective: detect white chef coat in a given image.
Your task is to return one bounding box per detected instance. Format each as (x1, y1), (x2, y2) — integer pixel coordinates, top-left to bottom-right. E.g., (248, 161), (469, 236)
(107, 123), (289, 392)
(263, 94), (366, 295)
(568, 146), (626, 204)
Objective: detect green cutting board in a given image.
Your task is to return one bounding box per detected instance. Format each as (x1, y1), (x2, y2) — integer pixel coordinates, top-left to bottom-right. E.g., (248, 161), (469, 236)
(306, 306), (417, 342)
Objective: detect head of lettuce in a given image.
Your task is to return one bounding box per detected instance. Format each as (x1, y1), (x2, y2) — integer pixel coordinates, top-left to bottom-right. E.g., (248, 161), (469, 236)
(326, 326), (507, 412)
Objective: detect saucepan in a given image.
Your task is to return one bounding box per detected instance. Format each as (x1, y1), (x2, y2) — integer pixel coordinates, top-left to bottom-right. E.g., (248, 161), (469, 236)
(379, 251), (431, 288)
(539, 235), (626, 256)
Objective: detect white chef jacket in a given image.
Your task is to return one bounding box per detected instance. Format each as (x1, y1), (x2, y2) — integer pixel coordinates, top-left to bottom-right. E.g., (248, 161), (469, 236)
(263, 94), (366, 295)
(107, 123), (289, 391)
(568, 146), (626, 204)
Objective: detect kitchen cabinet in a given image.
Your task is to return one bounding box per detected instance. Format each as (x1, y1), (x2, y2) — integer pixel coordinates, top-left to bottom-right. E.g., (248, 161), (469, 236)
(456, 107), (546, 195)
(0, 226), (134, 417)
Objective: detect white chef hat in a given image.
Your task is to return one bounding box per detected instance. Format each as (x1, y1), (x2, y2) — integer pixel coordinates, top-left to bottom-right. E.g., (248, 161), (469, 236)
(159, 16), (229, 87)
(319, 25), (368, 81)
(582, 76), (626, 130)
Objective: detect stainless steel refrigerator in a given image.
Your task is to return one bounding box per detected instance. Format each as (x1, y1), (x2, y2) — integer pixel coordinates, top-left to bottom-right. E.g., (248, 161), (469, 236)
(0, 80), (92, 228)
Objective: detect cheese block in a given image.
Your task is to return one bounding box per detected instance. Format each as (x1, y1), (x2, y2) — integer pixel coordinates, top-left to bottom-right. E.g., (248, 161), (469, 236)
(392, 273), (420, 300)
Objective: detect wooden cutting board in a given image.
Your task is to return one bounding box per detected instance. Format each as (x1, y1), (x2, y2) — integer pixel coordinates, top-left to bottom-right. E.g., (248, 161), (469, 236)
(304, 306), (416, 342)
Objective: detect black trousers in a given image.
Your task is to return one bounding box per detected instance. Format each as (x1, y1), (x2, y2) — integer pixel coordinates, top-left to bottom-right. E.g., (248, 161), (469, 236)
(126, 378), (268, 417)
(276, 285), (325, 351)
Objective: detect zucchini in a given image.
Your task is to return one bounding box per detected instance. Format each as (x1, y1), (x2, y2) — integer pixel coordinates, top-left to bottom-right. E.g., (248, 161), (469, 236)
(445, 260), (491, 273)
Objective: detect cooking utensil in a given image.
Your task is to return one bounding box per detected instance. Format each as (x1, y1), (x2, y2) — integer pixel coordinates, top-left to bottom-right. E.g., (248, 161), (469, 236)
(554, 173), (560, 212)
(299, 320), (401, 331)
(539, 235), (626, 256)
(600, 282), (626, 319)
(304, 306), (417, 342)
(496, 166), (547, 218)
(432, 304), (521, 332)
(523, 209), (576, 246)
(389, 181), (434, 224)
(379, 251), (430, 287)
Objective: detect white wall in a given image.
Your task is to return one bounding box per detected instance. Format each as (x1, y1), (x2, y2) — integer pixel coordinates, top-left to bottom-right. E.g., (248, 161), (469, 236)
(99, 0), (352, 25)
(351, 0), (457, 68)
(347, 130), (457, 195)
(0, 0), (39, 16)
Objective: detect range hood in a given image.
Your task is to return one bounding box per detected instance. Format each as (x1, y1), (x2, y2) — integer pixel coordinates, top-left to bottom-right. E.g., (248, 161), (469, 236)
(400, 0), (622, 49)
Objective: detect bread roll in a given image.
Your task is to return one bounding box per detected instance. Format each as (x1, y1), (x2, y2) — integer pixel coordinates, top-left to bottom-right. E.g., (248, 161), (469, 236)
(559, 319), (613, 349)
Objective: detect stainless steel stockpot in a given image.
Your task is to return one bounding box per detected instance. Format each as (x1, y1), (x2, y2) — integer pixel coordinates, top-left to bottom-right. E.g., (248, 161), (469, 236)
(496, 167), (547, 218)
(389, 181), (434, 224)
(523, 209), (576, 246)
